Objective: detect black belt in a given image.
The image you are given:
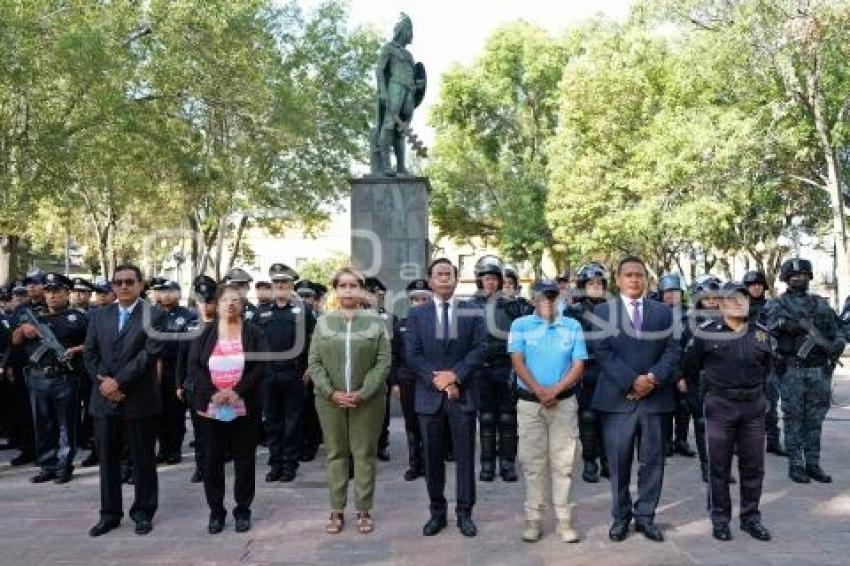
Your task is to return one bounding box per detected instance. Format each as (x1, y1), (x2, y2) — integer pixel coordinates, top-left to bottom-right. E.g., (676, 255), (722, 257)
(29, 366), (75, 378)
(706, 386), (763, 402)
(517, 387), (574, 404)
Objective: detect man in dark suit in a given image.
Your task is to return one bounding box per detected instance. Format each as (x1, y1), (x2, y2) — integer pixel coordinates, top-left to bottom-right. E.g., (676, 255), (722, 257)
(406, 258), (486, 538)
(84, 264), (167, 537)
(590, 256), (681, 543)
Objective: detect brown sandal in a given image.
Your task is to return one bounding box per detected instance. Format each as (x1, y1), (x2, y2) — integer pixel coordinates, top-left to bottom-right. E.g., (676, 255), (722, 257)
(326, 512), (344, 534)
(356, 511), (374, 534)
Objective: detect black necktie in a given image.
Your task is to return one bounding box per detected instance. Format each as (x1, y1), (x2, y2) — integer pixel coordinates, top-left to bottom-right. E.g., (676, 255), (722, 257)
(441, 301), (450, 344)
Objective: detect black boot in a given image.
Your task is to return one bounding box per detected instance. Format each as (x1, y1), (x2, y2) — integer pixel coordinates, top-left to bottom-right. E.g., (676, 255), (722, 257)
(805, 464), (833, 483)
(583, 460), (600, 483)
(479, 413), (497, 482)
(498, 415), (519, 482)
(403, 433), (423, 481)
(500, 459), (518, 482)
(789, 465), (810, 483)
(766, 439), (788, 457)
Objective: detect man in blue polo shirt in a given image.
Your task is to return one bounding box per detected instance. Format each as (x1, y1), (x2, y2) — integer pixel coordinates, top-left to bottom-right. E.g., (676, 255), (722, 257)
(509, 280), (587, 544)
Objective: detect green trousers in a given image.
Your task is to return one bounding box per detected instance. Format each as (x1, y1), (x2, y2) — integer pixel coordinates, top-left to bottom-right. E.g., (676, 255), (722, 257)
(316, 393), (386, 511)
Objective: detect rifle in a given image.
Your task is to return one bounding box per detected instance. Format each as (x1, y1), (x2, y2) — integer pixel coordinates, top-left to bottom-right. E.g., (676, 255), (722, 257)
(19, 308), (74, 372)
(796, 318), (843, 367)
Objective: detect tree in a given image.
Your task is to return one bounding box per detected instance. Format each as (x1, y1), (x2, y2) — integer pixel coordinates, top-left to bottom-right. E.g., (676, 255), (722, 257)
(428, 22), (572, 273)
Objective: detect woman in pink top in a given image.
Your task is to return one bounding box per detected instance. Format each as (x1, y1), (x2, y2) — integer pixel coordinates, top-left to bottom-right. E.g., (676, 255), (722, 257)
(186, 283), (268, 535)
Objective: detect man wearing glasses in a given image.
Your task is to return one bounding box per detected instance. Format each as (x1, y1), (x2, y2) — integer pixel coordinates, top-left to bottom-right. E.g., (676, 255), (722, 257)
(84, 264), (167, 537)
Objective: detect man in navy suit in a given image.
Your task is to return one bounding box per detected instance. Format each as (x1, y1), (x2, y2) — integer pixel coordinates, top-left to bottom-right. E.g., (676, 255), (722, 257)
(590, 256), (681, 543)
(406, 258), (486, 537)
(84, 264), (167, 537)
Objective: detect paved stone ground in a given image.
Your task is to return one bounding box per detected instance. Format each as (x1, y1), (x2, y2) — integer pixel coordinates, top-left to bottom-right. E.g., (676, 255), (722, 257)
(2, 372), (849, 566)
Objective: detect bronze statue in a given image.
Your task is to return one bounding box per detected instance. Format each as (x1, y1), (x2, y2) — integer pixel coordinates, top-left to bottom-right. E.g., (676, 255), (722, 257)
(370, 13), (427, 176)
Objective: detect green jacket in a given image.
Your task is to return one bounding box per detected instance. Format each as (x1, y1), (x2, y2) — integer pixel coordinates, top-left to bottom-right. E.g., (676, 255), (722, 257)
(308, 309), (391, 402)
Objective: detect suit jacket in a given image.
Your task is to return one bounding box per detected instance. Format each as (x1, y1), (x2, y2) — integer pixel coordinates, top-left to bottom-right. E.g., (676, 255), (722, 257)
(405, 299), (486, 414)
(84, 300), (168, 419)
(186, 319), (268, 417)
(590, 297), (681, 414)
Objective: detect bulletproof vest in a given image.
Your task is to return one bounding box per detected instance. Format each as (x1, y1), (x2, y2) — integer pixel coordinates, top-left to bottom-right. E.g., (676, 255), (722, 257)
(748, 297), (768, 326)
(472, 293), (521, 366)
(776, 292), (838, 362)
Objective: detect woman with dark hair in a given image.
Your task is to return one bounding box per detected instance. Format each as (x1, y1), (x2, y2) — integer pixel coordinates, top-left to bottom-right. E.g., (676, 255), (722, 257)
(308, 267), (391, 535)
(186, 282), (268, 534)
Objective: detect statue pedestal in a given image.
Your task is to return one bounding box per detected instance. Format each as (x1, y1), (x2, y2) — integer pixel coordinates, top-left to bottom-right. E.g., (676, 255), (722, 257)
(350, 176), (430, 316)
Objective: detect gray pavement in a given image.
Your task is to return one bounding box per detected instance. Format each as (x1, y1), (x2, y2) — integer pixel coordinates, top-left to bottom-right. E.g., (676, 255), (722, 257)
(2, 373), (849, 565)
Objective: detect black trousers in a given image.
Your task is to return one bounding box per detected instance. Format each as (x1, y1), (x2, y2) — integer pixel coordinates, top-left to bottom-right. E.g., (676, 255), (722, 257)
(202, 415), (259, 520)
(10, 364), (35, 455)
(158, 373), (186, 458)
(601, 410), (670, 524)
(26, 371), (78, 474)
(704, 394), (766, 525)
(577, 376), (605, 464)
(187, 393), (205, 470)
(264, 374), (304, 469)
(95, 416), (158, 523)
(477, 366), (517, 468)
(298, 382), (322, 456)
(418, 402), (476, 519)
(78, 376), (94, 448)
(399, 380), (422, 464)
(378, 384), (392, 450)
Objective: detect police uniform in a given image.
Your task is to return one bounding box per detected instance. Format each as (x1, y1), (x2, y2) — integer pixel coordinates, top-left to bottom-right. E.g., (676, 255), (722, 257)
(295, 279), (323, 462)
(175, 275), (217, 482)
(767, 258), (843, 484)
(743, 270), (786, 457)
(256, 263), (315, 482)
(67, 278), (99, 465)
(6, 280), (37, 465)
(471, 255), (531, 482)
(13, 273), (88, 483)
(152, 279), (197, 464)
(565, 263), (610, 483)
(682, 282), (772, 542)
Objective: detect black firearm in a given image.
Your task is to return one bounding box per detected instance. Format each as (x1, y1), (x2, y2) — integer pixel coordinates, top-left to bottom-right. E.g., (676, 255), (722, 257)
(19, 308), (74, 371)
(796, 318), (844, 367)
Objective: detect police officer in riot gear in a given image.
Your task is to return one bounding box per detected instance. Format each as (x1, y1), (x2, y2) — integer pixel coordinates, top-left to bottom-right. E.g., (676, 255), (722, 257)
(565, 262), (610, 483)
(743, 270), (786, 457)
(470, 255), (531, 482)
(689, 275), (727, 482)
(11, 273), (88, 483)
(683, 282), (773, 542)
(767, 258), (844, 484)
(657, 273), (697, 458)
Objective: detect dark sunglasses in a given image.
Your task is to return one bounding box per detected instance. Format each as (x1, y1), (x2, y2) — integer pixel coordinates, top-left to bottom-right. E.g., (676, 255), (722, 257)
(112, 278), (138, 287)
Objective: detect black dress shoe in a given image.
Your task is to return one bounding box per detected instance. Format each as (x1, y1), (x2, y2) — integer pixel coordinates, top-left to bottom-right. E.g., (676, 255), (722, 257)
(712, 522), (732, 541)
(806, 464), (833, 483)
(235, 517), (252, 533)
(422, 516), (447, 536)
(10, 452), (34, 466)
(279, 468), (296, 482)
(54, 471), (73, 484)
(403, 467), (422, 481)
(608, 520), (630, 542)
(377, 447), (390, 461)
(135, 519), (153, 535)
(89, 519), (121, 537)
(265, 467), (283, 482)
(191, 469), (204, 483)
(208, 517), (224, 534)
(81, 452), (98, 467)
(457, 516), (477, 537)
(741, 521), (771, 541)
(30, 470), (57, 483)
(635, 522), (664, 542)
(789, 466), (811, 483)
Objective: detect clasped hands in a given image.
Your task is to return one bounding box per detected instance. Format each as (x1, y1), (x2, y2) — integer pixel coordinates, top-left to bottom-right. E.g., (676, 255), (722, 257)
(331, 390), (363, 409)
(433, 370), (460, 401)
(97, 375), (126, 403)
(626, 373), (657, 401)
(210, 389), (240, 407)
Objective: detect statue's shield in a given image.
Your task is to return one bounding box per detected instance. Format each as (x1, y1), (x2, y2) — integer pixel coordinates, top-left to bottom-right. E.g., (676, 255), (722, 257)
(413, 62), (427, 107)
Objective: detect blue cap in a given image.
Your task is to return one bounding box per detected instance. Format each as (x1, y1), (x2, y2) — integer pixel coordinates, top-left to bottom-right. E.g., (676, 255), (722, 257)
(532, 279), (559, 296)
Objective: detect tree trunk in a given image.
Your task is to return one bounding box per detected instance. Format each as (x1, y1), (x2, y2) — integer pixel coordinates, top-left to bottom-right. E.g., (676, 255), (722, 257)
(0, 234), (20, 284)
(226, 216), (249, 273)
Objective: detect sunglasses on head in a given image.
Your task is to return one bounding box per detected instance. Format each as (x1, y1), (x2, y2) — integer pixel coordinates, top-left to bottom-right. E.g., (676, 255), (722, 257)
(112, 278), (138, 287)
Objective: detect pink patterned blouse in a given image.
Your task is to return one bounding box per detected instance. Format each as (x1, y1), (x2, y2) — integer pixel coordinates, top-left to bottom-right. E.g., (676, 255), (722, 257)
(208, 338), (245, 390)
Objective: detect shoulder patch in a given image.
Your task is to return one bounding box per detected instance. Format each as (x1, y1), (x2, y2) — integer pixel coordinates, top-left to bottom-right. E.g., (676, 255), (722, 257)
(291, 307), (302, 314)
(67, 313), (78, 322)
(259, 310), (272, 318)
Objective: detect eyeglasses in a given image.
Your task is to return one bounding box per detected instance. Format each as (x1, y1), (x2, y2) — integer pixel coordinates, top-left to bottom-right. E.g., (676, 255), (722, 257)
(111, 278), (138, 287)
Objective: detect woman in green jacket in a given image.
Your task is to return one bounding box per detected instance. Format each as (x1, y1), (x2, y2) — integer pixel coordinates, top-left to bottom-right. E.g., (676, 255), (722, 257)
(308, 267), (391, 535)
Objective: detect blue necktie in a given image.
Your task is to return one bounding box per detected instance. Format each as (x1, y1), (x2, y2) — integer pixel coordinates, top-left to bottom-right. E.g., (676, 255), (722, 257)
(441, 301), (450, 344)
(118, 308), (129, 332)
